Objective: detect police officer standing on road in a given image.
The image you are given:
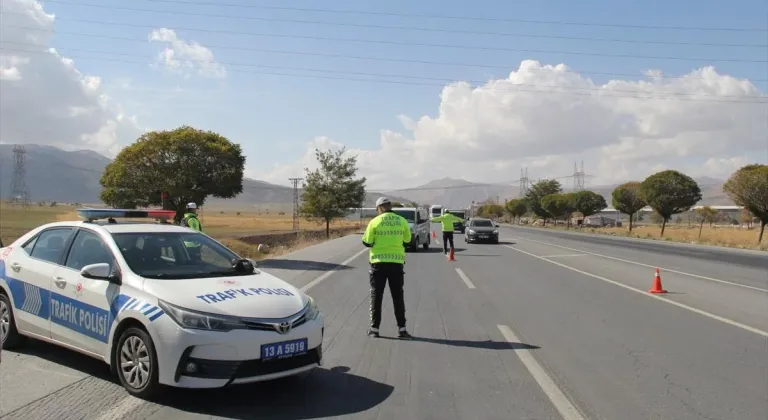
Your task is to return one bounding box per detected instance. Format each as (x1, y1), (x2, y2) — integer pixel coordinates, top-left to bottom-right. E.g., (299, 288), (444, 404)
(181, 202), (203, 261)
(431, 211), (465, 256)
(362, 197), (413, 339)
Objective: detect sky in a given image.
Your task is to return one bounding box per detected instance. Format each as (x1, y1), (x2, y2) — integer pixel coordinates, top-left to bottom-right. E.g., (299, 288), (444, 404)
(1, 0), (766, 192)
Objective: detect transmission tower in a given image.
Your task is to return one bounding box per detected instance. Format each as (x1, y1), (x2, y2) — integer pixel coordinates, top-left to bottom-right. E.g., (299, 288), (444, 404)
(572, 161), (586, 192)
(518, 167), (529, 198)
(8, 145), (30, 207)
(288, 177), (303, 231)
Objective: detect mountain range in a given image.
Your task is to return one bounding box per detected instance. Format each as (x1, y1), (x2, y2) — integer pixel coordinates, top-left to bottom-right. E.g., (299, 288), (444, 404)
(0, 144), (733, 208)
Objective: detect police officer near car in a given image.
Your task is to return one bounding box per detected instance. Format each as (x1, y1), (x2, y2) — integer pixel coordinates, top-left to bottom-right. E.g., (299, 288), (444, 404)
(181, 202), (203, 261)
(431, 211), (465, 256)
(362, 197), (413, 339)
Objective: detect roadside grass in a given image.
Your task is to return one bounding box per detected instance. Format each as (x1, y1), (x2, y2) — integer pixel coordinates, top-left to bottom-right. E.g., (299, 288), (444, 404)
(0, 202), (366, 256)
(521, 222), (767, 251)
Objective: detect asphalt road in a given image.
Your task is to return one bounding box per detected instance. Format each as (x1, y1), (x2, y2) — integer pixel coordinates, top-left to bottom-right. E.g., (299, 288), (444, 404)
(1, 225), (766, 420)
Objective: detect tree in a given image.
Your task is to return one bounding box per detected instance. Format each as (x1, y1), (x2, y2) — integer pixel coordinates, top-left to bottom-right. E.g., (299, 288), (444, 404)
(695, 206), (718, 239)
(478, 203), (505, 219)
(505, 199), (528, 224)
(541, 193), (572, 223)
(639, 170), (702, 236)
(611, 182), (646, 232)
(300, 147), (367, 238)
(723, 164), (768, 243)
(100, 126), (245, 221)
(524, 179), (562, 225)
(391, 201), (404, 208)
(572, 190), (607, 225)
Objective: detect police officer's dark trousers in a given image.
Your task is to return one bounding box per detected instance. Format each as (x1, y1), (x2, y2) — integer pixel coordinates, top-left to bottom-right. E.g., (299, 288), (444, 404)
(442, 231), (455, 253)
(369, 262), (406, 329)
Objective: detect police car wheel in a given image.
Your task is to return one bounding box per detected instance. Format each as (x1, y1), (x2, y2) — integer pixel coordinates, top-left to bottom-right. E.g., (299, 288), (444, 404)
(0, 293), (25, 349)
(116, 327), (160, 399)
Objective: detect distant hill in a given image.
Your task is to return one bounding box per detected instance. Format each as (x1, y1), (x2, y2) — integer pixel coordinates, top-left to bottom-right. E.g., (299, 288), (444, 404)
(0, 144), (409, 207)
(386, 176), (732, 208)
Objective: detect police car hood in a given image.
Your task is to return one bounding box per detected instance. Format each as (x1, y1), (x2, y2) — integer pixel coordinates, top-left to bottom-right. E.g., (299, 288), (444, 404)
(144, 271), (307, 319)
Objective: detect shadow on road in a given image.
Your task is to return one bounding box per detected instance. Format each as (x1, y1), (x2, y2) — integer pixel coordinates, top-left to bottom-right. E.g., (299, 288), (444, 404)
(257, 259), (352, 271)
(420, 247), (467, 254)
(458, 254), (503, 257)
(380, 336), (539, 350)
(10, 340), (116, 383)
(157, 366), (393, 419)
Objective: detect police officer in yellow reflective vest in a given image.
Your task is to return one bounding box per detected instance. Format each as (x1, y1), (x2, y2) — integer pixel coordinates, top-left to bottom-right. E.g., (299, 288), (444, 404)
(362, 197), (413, 339)
(181, 202), (203, 261)
(431, 211), (465, 256)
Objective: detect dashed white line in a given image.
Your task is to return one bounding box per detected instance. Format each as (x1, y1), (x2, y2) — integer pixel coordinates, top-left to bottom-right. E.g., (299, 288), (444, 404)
(455, 268), (476, 289)
(301, 248), (368, 293)
(509, 235), (768, 293)
(505, 245), (768, 338)
(497, 325), (585, 420)
(94, 395), (145, 420)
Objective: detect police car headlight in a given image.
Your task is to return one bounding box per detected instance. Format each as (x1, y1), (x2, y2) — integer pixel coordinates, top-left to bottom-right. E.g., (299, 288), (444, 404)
(158, 300), (246, 332)
(304, 296), (321, 321)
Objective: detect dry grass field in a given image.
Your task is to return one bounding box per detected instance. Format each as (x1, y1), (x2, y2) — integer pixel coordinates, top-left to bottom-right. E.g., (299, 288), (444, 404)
(0, 202), (366, 258)
(537, 223), (766, 251)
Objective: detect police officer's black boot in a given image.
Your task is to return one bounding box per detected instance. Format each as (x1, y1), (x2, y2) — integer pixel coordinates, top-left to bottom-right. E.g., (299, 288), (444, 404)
(398, 327), (413, 340)
(367, 327), (380, 338)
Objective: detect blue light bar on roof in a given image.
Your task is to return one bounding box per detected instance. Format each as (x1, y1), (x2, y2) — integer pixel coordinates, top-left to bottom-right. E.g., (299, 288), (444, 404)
(77, 209), (176, 221)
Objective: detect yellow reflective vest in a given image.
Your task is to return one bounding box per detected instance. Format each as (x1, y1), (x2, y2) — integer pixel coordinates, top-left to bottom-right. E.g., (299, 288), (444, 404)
(362, 211), (412, 264)
(431, 213), (465, 232)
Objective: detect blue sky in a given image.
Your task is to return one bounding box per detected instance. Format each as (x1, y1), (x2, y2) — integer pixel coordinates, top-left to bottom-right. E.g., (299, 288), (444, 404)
(19, 0), (768, 186)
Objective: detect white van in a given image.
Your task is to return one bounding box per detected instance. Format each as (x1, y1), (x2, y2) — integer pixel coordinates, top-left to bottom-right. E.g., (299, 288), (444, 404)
(392, 207), (431, 251)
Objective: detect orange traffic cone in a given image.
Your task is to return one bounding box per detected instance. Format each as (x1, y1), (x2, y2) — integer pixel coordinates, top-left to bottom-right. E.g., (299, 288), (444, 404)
(448, 247), (456, 261)
(432, 231), (436, 238)
(648, 268), (667, 294)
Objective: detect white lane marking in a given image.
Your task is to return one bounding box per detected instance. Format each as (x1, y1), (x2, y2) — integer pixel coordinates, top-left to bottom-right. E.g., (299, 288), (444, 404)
(497, 325), (585, 420)
(301, 248), (368, 292)
(94, 395), (145, 420)
(539, 254), (588, 258)
(505, 245), (768, 338)
(455, 268), (476, 289)
(509, 235), (768, 293)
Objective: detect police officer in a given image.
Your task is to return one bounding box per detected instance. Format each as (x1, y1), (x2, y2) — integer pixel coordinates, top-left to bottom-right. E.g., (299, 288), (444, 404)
(181, 202), (203, 261)
(431, 211), (465, 256)
(362, 197), (413, 339)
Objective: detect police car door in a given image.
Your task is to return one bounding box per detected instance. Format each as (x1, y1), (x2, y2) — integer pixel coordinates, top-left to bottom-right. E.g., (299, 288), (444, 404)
(1, 227), (75, 339)
(50, 228), (119, 355)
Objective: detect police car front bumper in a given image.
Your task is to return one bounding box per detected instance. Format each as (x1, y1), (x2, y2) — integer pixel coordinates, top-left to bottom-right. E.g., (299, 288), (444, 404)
(155, 314), (324, 388)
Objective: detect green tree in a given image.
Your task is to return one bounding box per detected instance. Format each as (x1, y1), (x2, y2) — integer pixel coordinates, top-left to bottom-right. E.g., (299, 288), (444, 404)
(723, 164), (768, 243)
(611, 181), (646, 232)
(541, 193), (571, 223)
(524, 179), (562, 225)
(695, 206), (718, 239)
(478, 203), (505, 219)
(300, 147), (367, 238)
(572, 190), (607, 225)
(505, 198), (527, 224)
(639, 170), (702, 236)
(408, 202), (419, 208)
(100, 126), (245, 221)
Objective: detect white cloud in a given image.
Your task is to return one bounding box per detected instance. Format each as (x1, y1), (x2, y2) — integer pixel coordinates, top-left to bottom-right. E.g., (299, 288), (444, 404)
(0, 0), (143, 155)
(149, 28), (226, 79)
(256, 60), (767, 190)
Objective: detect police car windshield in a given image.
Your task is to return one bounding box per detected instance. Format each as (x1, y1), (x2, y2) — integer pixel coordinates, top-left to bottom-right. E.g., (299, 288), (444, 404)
(111, 232), (245, 279)
(392, 209), (416, 222)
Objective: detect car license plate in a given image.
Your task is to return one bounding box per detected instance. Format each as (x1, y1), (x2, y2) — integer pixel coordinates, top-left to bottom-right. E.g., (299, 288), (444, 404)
(479, 235), (488, 238)
(261, 338), (308, 361)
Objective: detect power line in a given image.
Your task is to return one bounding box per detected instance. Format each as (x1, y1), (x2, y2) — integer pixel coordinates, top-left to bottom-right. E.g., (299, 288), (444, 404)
(8, 145), (31, 207)
(288, 177), (303, 231)
(2, 46), (766, 104)
(3, 30), (762, 85)
(45, 0), (768, 33)
(4, 7), (764, 48)
(2, 22), (764, 64)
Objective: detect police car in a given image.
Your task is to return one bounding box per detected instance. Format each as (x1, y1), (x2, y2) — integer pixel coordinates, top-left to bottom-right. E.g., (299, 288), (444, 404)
(0, 209), (324, 398)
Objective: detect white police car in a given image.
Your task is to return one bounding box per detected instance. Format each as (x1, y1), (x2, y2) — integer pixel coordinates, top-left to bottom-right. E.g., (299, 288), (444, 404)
(0, 209), (324, 398)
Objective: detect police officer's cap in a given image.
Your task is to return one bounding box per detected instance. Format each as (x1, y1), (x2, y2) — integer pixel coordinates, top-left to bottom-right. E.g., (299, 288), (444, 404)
(375, 197), (391, 207)
(187, 202), (197, 210)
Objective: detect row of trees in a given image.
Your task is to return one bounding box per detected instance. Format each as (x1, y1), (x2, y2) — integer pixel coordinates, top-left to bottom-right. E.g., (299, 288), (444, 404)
(497, 166), (766, 243)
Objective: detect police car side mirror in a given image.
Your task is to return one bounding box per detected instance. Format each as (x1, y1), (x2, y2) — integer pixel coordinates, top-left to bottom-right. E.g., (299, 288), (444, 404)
(81, 263), (112, 280)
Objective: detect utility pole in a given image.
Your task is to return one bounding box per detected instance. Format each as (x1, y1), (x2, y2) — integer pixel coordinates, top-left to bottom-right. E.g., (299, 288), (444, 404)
(518, 167), (529, 198)
(288, 178), (303, 231)
(573, 161), (585, 192)
(9, 145), (30, 208)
